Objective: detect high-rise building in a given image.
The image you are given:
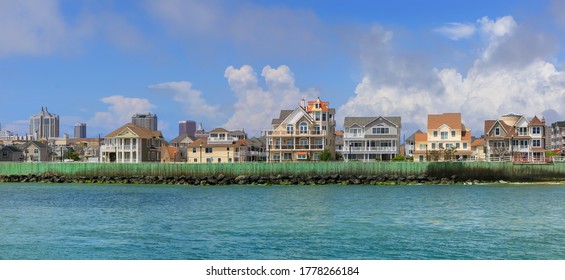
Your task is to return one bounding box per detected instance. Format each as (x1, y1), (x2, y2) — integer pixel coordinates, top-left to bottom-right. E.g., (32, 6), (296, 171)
(74, 123), (87, 138)
(179, 120), (196, 137)
(29, 107), (59, 140)
(132, 113), (158, 131)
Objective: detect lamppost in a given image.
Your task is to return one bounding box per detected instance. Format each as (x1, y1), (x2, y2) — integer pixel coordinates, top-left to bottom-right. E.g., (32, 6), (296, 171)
(227, 150), (230, 163)
(510, 136), (514, 162)
(60, 146), (63, 162)
(199, 142), (203, 163)
(425, 144), (428, 162)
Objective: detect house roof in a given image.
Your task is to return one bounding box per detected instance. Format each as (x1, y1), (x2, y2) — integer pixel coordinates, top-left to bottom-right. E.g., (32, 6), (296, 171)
(344, 116), (401, 128)
(25, 141), (47, 149)
(210, 127), (229, 133)
(307, 97), (330, 111)
(553, 121), (565, 127)
(406, 130), (424, 141)
(335, 130), (344, 136)
(414, 132), (427, 142)
(529, 116), (545, 126)
(169, 133), (195, 144)
(105, 123), (163, 139)
(271, 110), (294, 126)
(0, 145), (22, 152)
(461, 129), (472, 141)
(188, 138), (248, 148)
(428, 113), (462, 130)
(471, 138), (485, 147)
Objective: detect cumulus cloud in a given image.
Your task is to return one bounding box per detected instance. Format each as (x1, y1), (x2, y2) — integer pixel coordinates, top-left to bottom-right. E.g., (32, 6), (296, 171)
(222, 65), (318, 135)
(340, 17), (565, 137)
(148, 81), (220, 117)
(435, 23), (476, 40)
(92, 95), (156, 129)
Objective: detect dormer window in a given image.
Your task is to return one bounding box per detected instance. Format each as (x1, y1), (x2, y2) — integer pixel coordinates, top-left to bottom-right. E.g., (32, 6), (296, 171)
(495, 128), (500, 136)
(315, 103), (320, 109)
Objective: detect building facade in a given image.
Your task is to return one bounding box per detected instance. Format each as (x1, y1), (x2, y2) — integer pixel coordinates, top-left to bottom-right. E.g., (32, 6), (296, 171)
(29, 107), (59, 140)
(179, 120), (196, 137)
(102, 123), (164, 163)
(187, 128), (248, 163)
(549, 121), (565, 152)
(74, 123), (87, 138)
(484, 113), (547, 162)
(266, 98), (336, 162)
(413, 113), (472, 162)
(341, 116), (401, 162)
(132, 113), (158, 131)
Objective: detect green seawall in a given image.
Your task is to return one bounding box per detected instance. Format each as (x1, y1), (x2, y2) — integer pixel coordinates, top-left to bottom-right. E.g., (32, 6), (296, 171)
(2, 162), (565, 182)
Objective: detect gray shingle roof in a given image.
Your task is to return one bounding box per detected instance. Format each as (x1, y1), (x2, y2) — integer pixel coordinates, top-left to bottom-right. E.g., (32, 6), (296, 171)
(271, 110), (293, 126)
(344, 116), (401, 128)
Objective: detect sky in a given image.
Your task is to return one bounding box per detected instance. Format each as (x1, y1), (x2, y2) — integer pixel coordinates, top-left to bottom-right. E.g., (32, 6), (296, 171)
(1, 0), (565, 141)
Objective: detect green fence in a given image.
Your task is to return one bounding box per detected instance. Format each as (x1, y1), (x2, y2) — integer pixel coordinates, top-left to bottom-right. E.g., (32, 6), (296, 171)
(1, 162), (565, 181)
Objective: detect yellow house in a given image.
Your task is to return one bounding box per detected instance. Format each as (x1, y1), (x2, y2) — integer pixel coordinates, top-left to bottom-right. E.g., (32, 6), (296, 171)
(413, 113), (472, 162)
(187, 128), (248, 163)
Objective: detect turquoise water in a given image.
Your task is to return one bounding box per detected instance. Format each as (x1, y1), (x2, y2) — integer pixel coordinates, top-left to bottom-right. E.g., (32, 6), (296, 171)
(0, 183), (563, 260)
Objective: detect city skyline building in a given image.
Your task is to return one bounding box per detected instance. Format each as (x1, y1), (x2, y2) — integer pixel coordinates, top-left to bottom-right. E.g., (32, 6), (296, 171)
(74, 123), (87, 138)
(179, 120), (196, 137)
(29, 107), (59, 140)
(132, 113), (158, 131)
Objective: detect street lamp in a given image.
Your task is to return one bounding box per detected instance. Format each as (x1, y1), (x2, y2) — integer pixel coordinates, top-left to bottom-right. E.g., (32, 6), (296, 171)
(425, 144), (428, 162)
(199, 142), (203, 163)
(227, 150), (230, 163)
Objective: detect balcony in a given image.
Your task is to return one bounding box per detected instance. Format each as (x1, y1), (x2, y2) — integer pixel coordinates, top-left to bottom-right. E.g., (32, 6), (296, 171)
(269, 144), (324, 151)
(208, 136), (239, 144)
(340, 146), (398, 153)
(266, 130), (327, 137)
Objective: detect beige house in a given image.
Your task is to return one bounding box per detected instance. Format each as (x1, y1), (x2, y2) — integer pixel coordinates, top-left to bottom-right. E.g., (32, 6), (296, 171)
(484, 113), (547, 162)
(471, 138), (486, 161)
(413, 113), (472, 162)
(102, 123), (164, 163)
(187, 128), (248, 163)
(266, 97), (336, 161)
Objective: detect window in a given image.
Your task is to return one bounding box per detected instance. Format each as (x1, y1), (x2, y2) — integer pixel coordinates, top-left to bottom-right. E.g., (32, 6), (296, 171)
(419, 144), (426, 150)
(441, 132), (448, 140)
(495, 127), (500, 136)
(520, 140), (529, 147)
(299, 122), (308, 134)
(313, 125), (321, 134)
(518, 127), (528, 136)
(349, 128), (361, 137)
(227, 147), (230, 151)
(419, 155), (424, 161)
(451, 131), (456, 137)
(372, 127), (389, 134)
(315, 112), (321, 121)
(297, 154), (307, 160)
(283, 153), (292, 160)
(194, 158), (197, 162)
(456, 143), (460, 149)
(322, 113), (327, 121)
(313, 153), (320, 160)
(286, 124), (294, 134)
(193, 148), (196, 153)
(495, 142), (505, 148)
(533, 139), (541, 147)
(205, 147), (213, 153)
(532, 127), (541, 134)
(431, 143), (436, 149)
(433, 131), (438, 137)
(463, 143), (468, 149)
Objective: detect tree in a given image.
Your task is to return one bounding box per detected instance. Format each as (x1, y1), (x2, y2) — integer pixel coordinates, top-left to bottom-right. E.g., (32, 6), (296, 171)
(443, 146), (457, 161)
(64, 147), (80, 161)
(320, 149), (332, 161)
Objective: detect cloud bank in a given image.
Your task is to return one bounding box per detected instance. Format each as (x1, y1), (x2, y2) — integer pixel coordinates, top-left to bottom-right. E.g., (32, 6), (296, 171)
(92, 95), (156, 130)
(340, 16), (565, 137)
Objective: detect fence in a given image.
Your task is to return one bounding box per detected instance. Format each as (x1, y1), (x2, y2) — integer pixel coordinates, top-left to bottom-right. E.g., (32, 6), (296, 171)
(1, 161), (565, 181)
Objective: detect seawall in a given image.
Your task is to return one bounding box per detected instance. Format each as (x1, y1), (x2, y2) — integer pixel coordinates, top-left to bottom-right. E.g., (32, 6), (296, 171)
(1, 162), (565, 185)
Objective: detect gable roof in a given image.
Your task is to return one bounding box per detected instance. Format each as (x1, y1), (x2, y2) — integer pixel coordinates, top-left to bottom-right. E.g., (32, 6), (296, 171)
(406, 130), (424, 141)
(428, 113), (462, 130)
(25, 141), (47, 149)
(105, 123), (163, 139)
(414, 132), (427, 142)
(471, 138), (485, 147)
(271, 110), (293, 126)
(529, 116), (545, 126)
(0, 145), (22, 152)
(307, 97), (330, 111)
(344, 116), (401, 128)
(275, 106), (315, 129)
(169, 133), (195, 144)
(209, 127), (229, 133)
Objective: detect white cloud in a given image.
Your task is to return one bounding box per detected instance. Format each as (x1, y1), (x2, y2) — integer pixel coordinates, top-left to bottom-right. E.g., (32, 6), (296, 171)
(91, 95), (156, 130)
(222, 65), (318, 135)
(435, 23), (476, 40)
(339, 19), (565, 137)
(0, 0), (67, 56)
(148, 81), (220, 117)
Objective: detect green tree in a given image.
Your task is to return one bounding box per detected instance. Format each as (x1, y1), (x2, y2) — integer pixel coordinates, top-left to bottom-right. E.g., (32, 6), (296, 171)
(64, 147), (80, 161)
(320, 149), (332, 161)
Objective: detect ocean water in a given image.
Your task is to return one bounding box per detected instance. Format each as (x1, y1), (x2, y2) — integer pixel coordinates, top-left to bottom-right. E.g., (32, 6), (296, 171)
(0, 183), (563, 260)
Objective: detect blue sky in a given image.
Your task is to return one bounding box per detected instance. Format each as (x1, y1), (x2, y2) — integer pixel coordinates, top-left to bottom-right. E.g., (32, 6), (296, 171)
(1, 0), (565, 140)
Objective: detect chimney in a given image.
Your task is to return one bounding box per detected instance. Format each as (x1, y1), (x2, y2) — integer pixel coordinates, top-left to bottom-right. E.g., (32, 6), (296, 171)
(300, 98), (306, 109)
